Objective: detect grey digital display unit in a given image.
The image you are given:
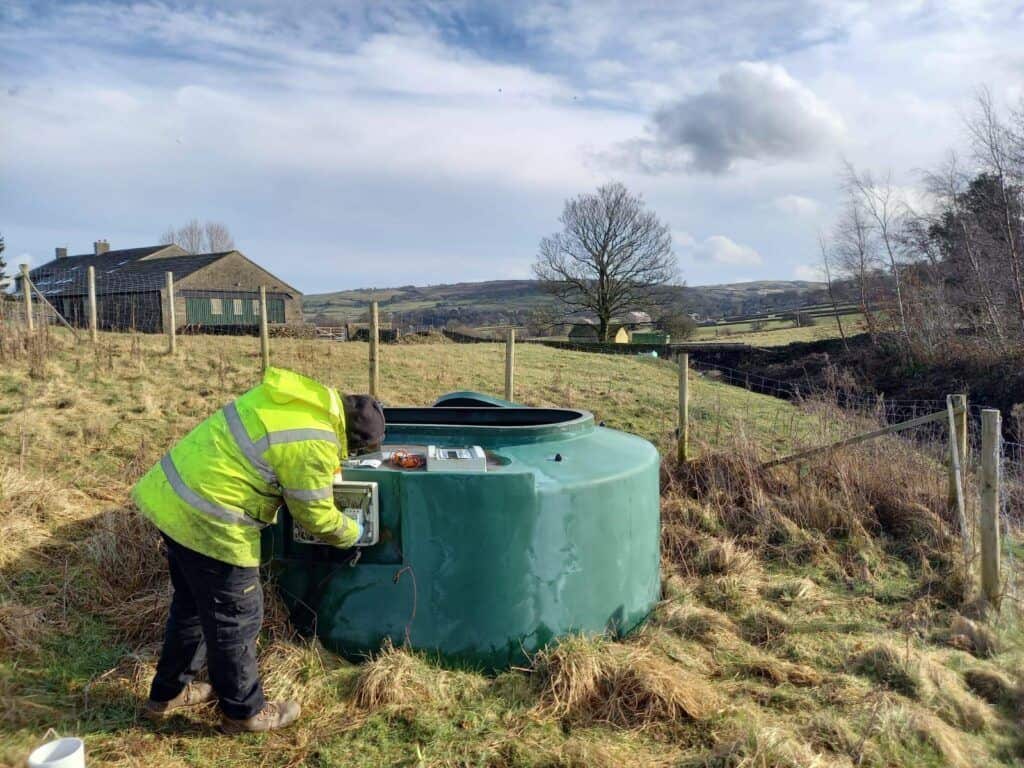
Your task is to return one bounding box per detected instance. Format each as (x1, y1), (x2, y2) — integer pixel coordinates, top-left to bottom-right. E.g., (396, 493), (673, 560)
(426, 444), (487, 472)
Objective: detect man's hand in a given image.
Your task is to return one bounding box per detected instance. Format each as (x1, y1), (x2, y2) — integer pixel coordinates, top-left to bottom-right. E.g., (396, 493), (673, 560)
(317, 515), (362, 549)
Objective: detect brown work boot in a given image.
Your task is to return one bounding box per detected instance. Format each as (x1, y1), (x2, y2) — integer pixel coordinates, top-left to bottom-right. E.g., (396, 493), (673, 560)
(144, 682), (216, 720)
(221, 700), (301, 734)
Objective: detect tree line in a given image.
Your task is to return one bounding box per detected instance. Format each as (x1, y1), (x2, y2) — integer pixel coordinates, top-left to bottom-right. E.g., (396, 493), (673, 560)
(822, 89), (1024, 360)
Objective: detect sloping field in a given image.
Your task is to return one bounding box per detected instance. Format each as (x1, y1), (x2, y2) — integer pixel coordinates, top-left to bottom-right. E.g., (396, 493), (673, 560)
(692, 313), (867, 347)
(1, 331), (1021, 767)
(302, 279), (831, 326)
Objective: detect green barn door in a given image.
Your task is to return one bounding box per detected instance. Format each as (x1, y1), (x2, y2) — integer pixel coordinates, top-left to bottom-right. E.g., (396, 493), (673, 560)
(267, 298), (285, 323)
(185, 297), (211, 323)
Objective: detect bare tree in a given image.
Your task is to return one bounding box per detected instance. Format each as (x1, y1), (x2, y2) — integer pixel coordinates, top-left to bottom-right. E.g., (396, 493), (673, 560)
(160, 219), (236, 254)
(523, 305), (562, 338)
(843, 162), (910, 344)
(967, 88), (1024, 333)
(823, 88), (1024, 361)
(0, 234), (8, 291)
(204, 221), (235, 252)
(1010, 96), (1024, 169)
(817, 231), (849, 351)
(533, 182), (677, 341)
(833, 199), (881, 344)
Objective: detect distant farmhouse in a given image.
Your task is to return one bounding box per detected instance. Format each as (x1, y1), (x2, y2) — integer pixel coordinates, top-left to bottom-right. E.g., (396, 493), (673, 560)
(25, 241), (301, 333)
(567, 311), (669, 344)
(568, 320), (629, 343)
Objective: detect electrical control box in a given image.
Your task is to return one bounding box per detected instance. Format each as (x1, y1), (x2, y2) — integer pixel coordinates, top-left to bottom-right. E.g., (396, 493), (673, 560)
(292, 480), (379, 547)
(426, 445), (487, 472)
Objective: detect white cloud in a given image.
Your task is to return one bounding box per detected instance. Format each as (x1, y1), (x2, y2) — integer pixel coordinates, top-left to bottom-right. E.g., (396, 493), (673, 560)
(773, 194), (819, 217)
(1, 20), (643, 195)
(3, 0), (1023, 291)
(690, 235), (762, 266)
(793, 263), (825, 281)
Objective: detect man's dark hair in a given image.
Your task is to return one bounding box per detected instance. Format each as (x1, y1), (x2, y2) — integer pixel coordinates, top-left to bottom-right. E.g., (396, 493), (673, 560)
(342, 394), (385, 453)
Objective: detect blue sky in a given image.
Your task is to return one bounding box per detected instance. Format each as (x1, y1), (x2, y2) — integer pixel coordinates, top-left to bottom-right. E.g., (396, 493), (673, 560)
(2, 1), (1023, 293)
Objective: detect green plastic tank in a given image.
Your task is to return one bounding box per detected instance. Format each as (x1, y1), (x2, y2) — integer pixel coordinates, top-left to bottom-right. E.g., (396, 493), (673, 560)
(263, 392), (661, 669)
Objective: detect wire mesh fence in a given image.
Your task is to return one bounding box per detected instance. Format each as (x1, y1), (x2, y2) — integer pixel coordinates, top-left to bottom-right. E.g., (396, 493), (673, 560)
(665, 353), (1022, 610)
(17, 259), (293, 337)
(2, 287), (1021, 608)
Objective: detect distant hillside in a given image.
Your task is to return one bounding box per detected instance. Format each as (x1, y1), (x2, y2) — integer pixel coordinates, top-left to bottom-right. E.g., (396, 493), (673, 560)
(303, 279), (831, 327)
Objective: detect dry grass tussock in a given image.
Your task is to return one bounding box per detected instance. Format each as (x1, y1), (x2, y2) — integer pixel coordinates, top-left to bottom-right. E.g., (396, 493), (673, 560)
(354, 638), (452, 710)
(885, 703), (981, 768)
(686, 720), (832, 768)
(851, 641), (996, 733)
(79, 506), (170, 645)
(655, 602), (738, 645)
(0, 464), (92, 655)
(693, 620), (824, 689)
(258, 638), (363, 731)
(0, 465), (90, 571)
(663, 434), (965, 598)
(963, 667), (1023, 711)
(0, 601), (47, 656)
(947, 614), (1000, 657)
(531, 634), (719, 729)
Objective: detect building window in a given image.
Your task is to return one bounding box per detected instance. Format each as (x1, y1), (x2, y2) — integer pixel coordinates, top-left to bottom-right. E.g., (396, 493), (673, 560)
(210, 298), (223, 315)
(252, 299), (260, 315)
(233, 298), (243, 315)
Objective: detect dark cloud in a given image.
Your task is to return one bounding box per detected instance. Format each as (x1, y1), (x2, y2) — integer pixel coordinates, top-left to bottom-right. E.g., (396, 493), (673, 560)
(631, 62), (844, 174)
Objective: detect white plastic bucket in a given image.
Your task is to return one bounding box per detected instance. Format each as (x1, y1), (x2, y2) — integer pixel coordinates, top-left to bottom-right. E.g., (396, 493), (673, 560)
(27, 737), (85, 768)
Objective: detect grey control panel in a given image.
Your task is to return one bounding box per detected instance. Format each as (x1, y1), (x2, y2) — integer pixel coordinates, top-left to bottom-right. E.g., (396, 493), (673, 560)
(292, 480), (379, 547)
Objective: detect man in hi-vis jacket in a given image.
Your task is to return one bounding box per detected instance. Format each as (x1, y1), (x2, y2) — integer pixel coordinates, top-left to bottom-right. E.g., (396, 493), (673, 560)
(132, 367), (385, 733)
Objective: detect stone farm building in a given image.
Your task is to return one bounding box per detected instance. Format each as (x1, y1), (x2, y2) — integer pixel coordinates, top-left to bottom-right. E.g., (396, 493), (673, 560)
(568, 322), (629, 343)
(28, 242), (302, 333)
(565, 310), (668, 344)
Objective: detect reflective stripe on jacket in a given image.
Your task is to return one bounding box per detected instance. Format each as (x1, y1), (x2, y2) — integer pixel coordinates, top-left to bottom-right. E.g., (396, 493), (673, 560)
(131, 367), (361, 566)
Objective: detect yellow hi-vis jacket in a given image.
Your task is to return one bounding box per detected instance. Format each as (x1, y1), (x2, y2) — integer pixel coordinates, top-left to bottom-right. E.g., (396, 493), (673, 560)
(132, 367), (360, 567)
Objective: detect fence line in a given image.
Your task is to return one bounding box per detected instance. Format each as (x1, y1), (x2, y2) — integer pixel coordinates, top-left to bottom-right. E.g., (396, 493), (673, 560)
(2, 291), (1018, 607)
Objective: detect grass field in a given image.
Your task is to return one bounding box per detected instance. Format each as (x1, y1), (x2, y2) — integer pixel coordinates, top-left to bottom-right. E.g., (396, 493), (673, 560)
(1, 329), (1021, 767)
(692, 313), (867, 347)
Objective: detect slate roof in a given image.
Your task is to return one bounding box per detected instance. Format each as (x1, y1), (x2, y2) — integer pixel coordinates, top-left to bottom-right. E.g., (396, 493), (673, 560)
(29, 247), (233, 296)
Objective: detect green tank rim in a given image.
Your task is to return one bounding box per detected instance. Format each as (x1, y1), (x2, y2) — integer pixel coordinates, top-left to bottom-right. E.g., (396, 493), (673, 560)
(382, 405), (595, 445)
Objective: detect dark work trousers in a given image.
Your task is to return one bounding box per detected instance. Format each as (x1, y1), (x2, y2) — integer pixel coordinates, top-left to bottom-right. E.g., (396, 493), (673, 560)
(149, 533), (266, 720)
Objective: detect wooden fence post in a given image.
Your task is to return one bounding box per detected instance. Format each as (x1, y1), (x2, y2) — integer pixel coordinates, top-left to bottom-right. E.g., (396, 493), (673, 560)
(258, 285), (270, 372)
(165, 271), (177, 355)
(505, 327), (515, 402)
(948, 393), (968, 510)
(677, 352), (689, 462)
(19, 264), (33, 331)
(980, 409), (1001, 607)
(369, 300), (380, 397)
(946, 395), (973, 573)
(87, 265), (98, 342)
